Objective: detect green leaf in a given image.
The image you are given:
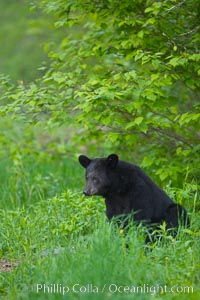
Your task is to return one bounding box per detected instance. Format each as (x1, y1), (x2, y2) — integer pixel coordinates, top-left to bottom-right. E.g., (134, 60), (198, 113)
(125, 117), (144, 130)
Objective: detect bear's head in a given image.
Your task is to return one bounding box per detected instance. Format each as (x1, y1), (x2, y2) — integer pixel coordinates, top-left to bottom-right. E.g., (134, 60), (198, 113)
(78, 154), (119, 196)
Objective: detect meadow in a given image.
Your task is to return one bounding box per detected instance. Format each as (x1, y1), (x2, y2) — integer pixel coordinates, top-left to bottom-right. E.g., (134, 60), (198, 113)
(0, 124), (199, 300)
(0, 1), (200, 299)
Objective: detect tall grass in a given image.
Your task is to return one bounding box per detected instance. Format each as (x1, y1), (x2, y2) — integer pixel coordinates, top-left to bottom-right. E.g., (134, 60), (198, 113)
(1, 216), (199, 300)
(0, 150), (83, 209)
(1, 182), (200, 299)
(0, 118), (84, 209)
(0, 123), (199, 299)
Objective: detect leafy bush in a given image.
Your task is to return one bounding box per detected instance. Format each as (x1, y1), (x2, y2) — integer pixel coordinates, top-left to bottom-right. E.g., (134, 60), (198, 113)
(0, 0), (199, 189)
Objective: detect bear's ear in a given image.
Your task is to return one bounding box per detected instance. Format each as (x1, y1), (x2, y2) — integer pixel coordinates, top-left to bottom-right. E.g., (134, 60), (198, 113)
(78, 155), (91, 168)
(106, 154), (118, 169)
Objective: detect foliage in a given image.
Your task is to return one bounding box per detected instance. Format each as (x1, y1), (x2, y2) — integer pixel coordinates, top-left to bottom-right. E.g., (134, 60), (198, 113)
(0, 3), (199, 299)
(0, 0), (199, 188)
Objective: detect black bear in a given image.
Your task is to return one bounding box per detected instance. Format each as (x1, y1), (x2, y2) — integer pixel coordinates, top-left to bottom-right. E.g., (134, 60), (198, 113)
(78, 154), (189, 240)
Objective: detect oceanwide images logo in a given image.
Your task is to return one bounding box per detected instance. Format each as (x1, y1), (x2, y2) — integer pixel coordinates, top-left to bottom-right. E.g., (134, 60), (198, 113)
(35, 283), (194, 296)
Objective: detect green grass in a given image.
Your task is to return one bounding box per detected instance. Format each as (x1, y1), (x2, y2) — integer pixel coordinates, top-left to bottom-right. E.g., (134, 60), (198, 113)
(0, 138), (199, 299)
(0, 119), (84, 209)
(0, 154), (82, 209)
(1, 212), (199, 300)
(1, 190), (200, 299)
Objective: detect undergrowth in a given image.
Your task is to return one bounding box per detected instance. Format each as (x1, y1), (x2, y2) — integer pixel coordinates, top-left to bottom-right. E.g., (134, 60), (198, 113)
(0, 189), (200, 300)
(0, 151), (199, 300)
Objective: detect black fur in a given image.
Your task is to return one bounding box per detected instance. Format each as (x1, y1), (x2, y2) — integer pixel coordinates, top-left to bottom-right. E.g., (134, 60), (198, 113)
(79, 154), (189, 240)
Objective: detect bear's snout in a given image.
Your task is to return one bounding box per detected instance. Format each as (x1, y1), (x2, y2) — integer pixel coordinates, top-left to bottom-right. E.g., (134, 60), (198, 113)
(83, 189), (91, 196)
